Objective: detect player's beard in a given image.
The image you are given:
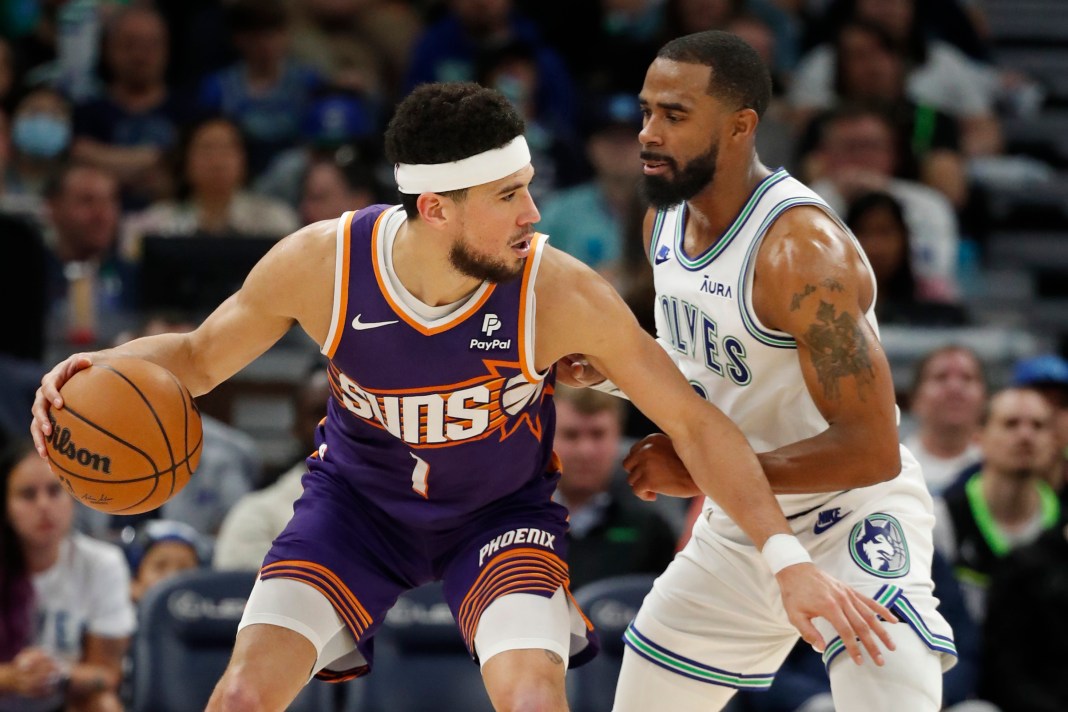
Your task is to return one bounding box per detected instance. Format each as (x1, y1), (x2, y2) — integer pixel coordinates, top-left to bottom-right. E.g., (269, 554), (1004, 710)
(640, 142), (718, 209)
(449, 235), (526, 284)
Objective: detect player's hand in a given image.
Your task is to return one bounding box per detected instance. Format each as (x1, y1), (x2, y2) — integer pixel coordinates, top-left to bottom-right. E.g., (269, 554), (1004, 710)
(554, 353), (607, 388)
(30, 353), (95, 457)
(12, 648), (63, 697)
(775, 563), (898, 666)
(623, 433), (704, 501)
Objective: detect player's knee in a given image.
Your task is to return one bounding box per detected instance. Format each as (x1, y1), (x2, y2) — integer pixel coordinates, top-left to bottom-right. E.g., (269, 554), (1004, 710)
(208, 670), (268, 712)
(485, 659), (567, 712)
(492, 676), (566, 712)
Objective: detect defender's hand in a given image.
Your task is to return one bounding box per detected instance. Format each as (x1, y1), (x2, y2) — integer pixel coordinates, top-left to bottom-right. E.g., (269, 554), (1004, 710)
(624, 433), (704, 501)
(775, 563), (898, 666)
(30, 353), (95, 457)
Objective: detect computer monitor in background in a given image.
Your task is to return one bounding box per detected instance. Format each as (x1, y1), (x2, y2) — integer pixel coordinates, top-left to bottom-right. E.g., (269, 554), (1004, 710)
(139, 234), (278, 316)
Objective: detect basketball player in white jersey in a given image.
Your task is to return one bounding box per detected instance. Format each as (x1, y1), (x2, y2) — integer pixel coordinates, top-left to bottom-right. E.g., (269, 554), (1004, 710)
(565, 31), (956, 711)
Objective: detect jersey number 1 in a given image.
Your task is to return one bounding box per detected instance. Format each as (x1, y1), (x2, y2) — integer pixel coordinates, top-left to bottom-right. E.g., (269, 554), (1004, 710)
(411, 453), (430, 498)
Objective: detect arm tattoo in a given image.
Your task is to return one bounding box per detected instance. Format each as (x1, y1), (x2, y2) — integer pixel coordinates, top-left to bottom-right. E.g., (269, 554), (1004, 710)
(789, 284), (816, 311)
(820, 278), (845, 292)
(804, 300), (875, 400)
(545, 650), (564, 665)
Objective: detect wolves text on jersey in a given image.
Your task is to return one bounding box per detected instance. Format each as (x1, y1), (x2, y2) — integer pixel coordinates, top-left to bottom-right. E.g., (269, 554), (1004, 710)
(659, 295), (751, 386)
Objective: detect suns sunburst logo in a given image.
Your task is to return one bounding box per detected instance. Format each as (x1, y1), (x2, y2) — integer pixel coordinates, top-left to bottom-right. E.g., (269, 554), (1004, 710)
(330, 360), (549, 448)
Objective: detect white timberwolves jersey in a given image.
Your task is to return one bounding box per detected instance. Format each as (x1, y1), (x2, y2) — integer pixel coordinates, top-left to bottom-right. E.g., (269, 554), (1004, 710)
(650, 168), (888, 537)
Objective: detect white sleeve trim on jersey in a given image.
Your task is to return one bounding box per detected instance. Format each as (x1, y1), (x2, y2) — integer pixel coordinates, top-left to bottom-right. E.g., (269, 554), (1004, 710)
(520, 233), (550, 382)
(321, 211), (353, 355)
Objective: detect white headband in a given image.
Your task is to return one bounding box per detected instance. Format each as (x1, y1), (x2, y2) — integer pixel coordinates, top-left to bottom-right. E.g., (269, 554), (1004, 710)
(394, 136), (531, 194)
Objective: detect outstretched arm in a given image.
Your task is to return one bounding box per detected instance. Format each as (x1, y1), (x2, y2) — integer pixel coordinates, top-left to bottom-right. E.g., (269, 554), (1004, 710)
(31, 220), (337, 455)
(536, 248), (897, 664)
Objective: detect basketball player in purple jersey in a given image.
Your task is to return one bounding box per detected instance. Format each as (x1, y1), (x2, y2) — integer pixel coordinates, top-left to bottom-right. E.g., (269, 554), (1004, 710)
(31, 82), (895, 711)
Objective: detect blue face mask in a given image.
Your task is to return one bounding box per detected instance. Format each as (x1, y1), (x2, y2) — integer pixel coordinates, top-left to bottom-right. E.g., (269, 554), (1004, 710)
(12, 114), (71, 158)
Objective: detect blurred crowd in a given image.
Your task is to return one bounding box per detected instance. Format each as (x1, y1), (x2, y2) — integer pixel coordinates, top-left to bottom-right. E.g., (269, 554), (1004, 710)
(1, 1), (1066, 710)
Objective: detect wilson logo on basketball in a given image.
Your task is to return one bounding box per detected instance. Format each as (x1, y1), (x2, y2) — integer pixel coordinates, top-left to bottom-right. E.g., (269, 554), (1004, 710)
(46, 420), (112, 474)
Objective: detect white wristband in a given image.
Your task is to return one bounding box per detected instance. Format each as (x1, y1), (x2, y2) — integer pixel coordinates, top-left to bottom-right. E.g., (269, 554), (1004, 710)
(761, 534), (812, 575)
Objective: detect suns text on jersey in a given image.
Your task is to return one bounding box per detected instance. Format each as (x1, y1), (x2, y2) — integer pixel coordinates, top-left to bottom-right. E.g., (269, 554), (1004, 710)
(332, 365), (546, 447)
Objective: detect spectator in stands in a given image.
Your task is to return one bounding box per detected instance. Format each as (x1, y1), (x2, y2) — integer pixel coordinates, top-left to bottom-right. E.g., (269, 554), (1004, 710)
(42, 162), (139, 351)
(845, 192), (968, 325)
(789, 0), (1002, 157)
(808, 104), (961, 302)
(4, 85), (71, 223)
(731, 549), (993, 712)
(403, 0), (576, 130)
(197, 0), (325, 179)
(475, 39), (587, 199)
(121, 116), (300, 259)
(934, 386), (1062, 623)
(552, 385), (680, 591)
(254, 88), (380, 210)
(664, 0), (802, 84)
(123, 519), (205, 604)
(1011, 354), (1068, 495)
(796, 20), (969, 211)
(0, 438), (135, 712)
(725, 11), (798, 172)
(287, 0), (422, 103)
(213, 367), (331, 571)
(70, 6), (180, 212)
(77, 313), (262, 545)
(535, 92), (645, 290)
(902, 345), (986, 494)
(298, 157), (379, 225)
(981, 522), (1068, 711)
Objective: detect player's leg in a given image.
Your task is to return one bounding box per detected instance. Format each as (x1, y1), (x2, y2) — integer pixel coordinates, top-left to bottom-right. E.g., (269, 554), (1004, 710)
(441, 480), (594, 712)
(205, 623), (317, 712)
(827, 625), (942, 711)
(613, 646), (739, 711)
(611, 526), (797, 712)
(476, 588), (573, 712)
(206, 577), (363, 712)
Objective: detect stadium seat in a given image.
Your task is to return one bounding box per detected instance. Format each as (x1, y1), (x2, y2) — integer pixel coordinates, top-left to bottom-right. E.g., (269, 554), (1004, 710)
(348, 582), (495, 712)
(129, 569), (335, 712)
(567, 574), (657, 712)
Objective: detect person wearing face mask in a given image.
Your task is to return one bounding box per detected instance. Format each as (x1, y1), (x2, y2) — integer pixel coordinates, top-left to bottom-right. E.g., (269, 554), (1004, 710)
(2, 86), (72, 224)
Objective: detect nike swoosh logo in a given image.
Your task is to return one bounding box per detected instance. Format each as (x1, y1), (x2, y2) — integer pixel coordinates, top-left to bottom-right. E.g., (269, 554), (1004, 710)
(351, 314), (399, 331)
(813, 512), (850, 535)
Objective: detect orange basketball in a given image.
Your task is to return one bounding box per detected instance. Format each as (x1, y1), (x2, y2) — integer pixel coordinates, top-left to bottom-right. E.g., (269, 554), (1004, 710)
(44, 357), (203, 515)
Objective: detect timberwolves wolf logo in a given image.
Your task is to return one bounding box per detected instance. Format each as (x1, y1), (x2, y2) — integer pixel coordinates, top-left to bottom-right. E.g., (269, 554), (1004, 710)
(849, 514), (910, 578)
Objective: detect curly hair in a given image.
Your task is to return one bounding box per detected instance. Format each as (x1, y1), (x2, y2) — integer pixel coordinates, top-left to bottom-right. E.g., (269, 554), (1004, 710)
(384, 82), (525, 217)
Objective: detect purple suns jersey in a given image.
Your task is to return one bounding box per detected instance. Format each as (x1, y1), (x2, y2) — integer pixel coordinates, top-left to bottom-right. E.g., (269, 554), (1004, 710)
(312, 205), (558, 530)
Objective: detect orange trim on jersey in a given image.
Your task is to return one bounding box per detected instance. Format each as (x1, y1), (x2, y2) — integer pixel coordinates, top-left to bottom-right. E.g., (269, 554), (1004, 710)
(260, 559), (373, 632)
(457, 548), (569, 647)
(565, 586), (595, 633)
(315, 666), (369, 683)
(371, 210), (497, 335)
(331, 357), (521, 396)
(517, 233), (545, 382)
(324, 213), (354, 358)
